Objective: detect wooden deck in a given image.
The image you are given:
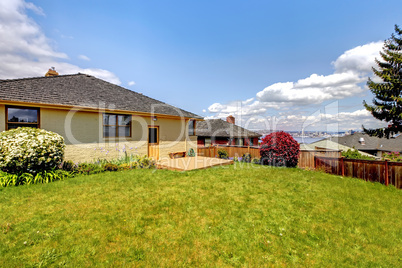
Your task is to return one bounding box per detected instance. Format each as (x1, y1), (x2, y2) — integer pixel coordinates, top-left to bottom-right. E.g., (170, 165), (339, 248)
(156, 156), (233, 171)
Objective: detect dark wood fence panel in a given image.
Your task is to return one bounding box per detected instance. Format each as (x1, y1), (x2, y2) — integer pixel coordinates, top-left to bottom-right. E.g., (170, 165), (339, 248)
(389, 162), (402, 188)
(315, 156), (402, 189)
(197, 145), (260, 159)
(298, 150), (342, 169)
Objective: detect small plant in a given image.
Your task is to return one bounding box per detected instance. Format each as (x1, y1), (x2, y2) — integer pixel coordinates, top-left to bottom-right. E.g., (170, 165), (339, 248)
(188, 148), (196, 157)
(241, 153), (252, 163)
(61, 160), (76, 172)
(103, 163), (118, 171)
(76, 163), (104, 175)
(218, 149), (229, 159)
(118, 163), (131, 171)
(252, 158), (260, 164)
(0, 169), (72, 187)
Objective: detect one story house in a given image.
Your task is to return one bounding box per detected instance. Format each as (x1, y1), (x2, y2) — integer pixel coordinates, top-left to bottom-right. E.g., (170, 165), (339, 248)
(317, 132), (402, 157)
(196, 116), (261, 147)
(0, 71), (202, 162)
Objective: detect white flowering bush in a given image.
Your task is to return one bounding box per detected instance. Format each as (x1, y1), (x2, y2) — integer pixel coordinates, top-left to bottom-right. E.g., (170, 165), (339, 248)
(0, 127), (65, 173)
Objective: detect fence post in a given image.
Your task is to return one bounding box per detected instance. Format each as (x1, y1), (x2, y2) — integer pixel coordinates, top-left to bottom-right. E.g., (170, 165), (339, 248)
(385, 160), (389, 186)
(314, 156), (317, 169)
(341, 157), (345, 176)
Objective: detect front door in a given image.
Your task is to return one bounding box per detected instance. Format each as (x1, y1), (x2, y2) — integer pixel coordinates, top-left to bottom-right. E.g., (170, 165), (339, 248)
(148, 126), (159, 160)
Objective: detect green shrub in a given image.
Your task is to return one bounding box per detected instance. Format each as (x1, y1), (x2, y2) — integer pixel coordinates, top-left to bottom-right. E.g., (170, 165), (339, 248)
(252, 158), (260, 164)
(218, 149), (229, 159)
(118, 163), (131, 170)
(342, 149), (375, 160)
(103, 163), (118, 171)
(241, 153), (252, 163)
(0, 127), (65, 174)
(61, 160), (76, 172)
(76, 163), (104, 175)
(137, 155), (155, 169)
(0, 169), (72, 187)
(382, 152), (402, 162)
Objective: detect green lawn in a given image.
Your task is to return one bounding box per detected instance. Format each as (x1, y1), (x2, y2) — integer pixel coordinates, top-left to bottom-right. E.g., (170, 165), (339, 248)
(1, 164), (401, 267)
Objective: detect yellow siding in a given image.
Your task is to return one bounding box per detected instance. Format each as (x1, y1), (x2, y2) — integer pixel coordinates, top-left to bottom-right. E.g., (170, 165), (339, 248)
(0, 105), (5, 132)
(1, 104), (199, 162)
(41, 108), (101, 144)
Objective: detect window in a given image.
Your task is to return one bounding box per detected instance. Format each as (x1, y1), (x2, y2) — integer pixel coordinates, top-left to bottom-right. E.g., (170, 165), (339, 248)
(205, 138), (211, 147)
(188, 120), (196, 136)
(235, 138), (244, 146)
(6, 106), (39, 130)
(103, 113), (131, 137)
(148, 127), (158, 144)
(249, 138), (254, 146)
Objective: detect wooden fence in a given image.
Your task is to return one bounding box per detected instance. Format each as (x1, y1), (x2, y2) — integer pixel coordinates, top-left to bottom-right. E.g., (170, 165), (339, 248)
(197, 145), (260, 158)
(197, 146), (341, 164)
(197, 145), (401, 189)
(298, 150), (341, 169)
(314, 156), (402, 189)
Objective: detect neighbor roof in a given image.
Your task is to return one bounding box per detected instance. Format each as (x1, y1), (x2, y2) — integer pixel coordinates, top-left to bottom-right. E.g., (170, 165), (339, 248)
(301, 139), (377, 158)
(327, 133), (402, 152)
(196, 119), (261, 138)
(0, 73), (202, 119)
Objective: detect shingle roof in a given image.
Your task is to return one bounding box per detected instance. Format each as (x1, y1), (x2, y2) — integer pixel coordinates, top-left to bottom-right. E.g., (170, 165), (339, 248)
(302, 139), (377, 158)
(0, 74), (202, 119)
(327, 133), (402, 152)
(196, 119), (261, 138)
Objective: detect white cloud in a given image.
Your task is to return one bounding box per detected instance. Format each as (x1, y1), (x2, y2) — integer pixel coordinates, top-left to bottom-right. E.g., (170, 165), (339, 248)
(256, 72), (365, 105)
(23, 1), (45, 16)
(128, 81), (136, 86)
(78, 55), (90, 61)
(255, 43), (382, 106)
(0, 0), (121, 85)
(332, 41), (383, 74)
(275, 109), (386, 131)
(205, 40), (386, 131)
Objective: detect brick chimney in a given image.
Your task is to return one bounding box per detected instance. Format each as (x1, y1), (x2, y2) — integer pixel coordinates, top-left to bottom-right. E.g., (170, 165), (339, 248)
(45, 67), (59, 77)
(226, 115), (235, 124)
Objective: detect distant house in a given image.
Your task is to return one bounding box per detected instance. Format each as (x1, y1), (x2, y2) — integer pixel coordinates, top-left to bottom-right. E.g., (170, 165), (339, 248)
(0, 71), (202, 162)
(317, 133), (402, 157)
(301, 139), (377, 158)
(196, 116), (261, 147)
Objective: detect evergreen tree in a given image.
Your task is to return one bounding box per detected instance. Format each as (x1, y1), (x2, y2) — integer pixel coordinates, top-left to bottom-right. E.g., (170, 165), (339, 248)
(363, 25), (402, 138)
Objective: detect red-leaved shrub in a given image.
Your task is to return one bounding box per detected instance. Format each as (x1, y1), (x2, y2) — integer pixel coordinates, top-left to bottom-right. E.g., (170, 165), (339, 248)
(259, 131), (300, 167)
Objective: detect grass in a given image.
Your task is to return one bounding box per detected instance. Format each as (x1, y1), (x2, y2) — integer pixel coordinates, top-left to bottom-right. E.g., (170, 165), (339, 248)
(1, 164), (401, 267)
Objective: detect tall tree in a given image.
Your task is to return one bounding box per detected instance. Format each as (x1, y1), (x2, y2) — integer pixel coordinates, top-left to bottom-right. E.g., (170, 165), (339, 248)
(363, 25), (402, 138)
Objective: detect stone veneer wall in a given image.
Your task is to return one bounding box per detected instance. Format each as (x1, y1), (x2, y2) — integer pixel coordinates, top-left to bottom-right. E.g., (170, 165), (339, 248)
(65, 139), (198, 163)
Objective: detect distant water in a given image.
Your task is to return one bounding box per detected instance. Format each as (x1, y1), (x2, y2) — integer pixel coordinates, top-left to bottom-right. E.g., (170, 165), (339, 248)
(293, 137), (323, 144)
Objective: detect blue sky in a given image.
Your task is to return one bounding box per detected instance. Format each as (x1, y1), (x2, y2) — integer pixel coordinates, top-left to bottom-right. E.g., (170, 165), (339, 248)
(1, 0), (402, 132)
